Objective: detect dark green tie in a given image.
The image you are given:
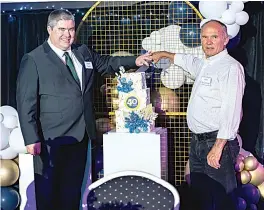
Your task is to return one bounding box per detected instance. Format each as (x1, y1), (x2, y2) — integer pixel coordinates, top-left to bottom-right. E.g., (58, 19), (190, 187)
(64, 52), (80, 84)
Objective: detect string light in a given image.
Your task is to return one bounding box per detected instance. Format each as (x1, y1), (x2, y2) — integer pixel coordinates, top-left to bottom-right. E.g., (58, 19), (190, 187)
(1, 4), (88, 17)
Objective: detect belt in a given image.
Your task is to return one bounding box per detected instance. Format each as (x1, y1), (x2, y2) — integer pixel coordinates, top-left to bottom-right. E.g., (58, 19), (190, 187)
(193, 130), (218, 141)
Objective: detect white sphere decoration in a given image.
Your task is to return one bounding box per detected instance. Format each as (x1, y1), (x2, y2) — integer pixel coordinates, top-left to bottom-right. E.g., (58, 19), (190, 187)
(226, 23), (240, 39)
(221, 9), (236, 25)
(236, 11), (249, 25)
(0, 113), (3, 123)
(200, 19), (210, 28)
(2, 115), (18, 129)
(160, 65), (185, 89)
(150, 31), (161, 45)
(0, 123), (10, 150)
(0, 105), (18, 118)
(229, 1), (244, 13)
(0, 146), (18, 159)
(185, 74), (195, 85)
(156, 58), (171, 70)
(199, 1), (228, 19)
(142, 37), (153, 51)
(9, 128), (27, 154)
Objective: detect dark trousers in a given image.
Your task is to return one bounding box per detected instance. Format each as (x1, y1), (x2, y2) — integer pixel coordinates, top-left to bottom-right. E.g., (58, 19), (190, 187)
(33, 133), (89, 210)
(189, 131), (240, 210)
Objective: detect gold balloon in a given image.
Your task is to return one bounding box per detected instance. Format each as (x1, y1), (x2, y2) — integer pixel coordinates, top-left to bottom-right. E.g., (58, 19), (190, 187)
(239, 170), (252, 184)
(257, 182), (264, 199)
(249, 164), (264, 186)
(0, 159), (20, 187)
(13, 156), (19, 165)
(244, 156), (259, 171)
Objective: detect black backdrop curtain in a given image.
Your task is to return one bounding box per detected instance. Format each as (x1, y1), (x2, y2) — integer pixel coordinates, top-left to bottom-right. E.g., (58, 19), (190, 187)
(1, 2), (264, 158)
(230, 2), (264, 161)
(1, 11), (49, 107)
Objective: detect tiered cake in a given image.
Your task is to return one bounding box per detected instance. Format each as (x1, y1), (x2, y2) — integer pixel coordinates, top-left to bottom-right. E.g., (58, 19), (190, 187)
(115, 72), (158, 133)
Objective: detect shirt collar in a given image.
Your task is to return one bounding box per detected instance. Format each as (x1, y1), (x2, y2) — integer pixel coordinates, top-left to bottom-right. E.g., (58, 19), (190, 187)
(47, 38), (72, 58)
(205, 49), (228, 62)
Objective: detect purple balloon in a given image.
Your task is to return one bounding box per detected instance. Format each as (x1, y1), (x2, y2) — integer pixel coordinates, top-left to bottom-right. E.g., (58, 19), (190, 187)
(238, 184), (260, 205)
(247, 204), (258, 210)
(236, 197), (247, 210)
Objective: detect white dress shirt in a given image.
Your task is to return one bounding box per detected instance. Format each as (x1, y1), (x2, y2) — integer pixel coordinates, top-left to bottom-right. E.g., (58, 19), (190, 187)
(174, 49), (245, 140)
(47, 39), (83, 90)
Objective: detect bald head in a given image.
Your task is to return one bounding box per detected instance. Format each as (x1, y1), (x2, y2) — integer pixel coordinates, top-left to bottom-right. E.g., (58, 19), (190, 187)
(201, 20), (228, 39)
(201, 20), (229, 58)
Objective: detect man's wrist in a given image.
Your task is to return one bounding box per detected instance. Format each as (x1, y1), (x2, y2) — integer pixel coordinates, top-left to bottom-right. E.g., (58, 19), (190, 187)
(214, 138), (227, 150)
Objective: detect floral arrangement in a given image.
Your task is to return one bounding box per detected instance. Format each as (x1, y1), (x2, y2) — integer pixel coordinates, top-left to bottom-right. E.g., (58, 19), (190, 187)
(124, 105), (158, 133)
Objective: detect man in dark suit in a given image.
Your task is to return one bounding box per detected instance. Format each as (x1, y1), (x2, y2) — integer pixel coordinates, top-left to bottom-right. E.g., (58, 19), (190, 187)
(16, 9), (151, 210)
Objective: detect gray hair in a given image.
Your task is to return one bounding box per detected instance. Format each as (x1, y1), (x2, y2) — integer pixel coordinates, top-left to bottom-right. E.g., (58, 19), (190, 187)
(47, 9), (75, 28)
(201, 20), (228, 38)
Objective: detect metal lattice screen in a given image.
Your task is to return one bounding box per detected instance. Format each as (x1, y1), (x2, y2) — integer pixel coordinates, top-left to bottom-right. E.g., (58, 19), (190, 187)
(76, 1), (203, 186)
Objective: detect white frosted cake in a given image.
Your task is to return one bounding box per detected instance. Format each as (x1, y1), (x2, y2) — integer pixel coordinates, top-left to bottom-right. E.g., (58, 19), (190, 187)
(115, 72), (158, 133)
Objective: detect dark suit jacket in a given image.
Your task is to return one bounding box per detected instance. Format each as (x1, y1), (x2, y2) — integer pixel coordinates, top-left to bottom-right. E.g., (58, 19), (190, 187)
(16, 41), (137, 146)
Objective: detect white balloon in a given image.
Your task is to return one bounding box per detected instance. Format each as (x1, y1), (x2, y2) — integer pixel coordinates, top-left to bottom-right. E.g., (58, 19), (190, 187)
(0, 123), (10, 150)
(161, 25), (184, 52)
(150, 31), (161, 45)
(0, 105), (18, 117)
(142, 37), (153, 51)
(0, 145), (18, 159)
(156, 58), (171, 70)
(160, 64), (185, 89)
(236, 11), (249, 25)
(2, 115), (18, 129)
(185, 74), (195, 85)
(0, 113), (3, 122)
(226, 23), (240, 39)
(221, 9), (236, 25)
(9, 128), (27, 154)
(229, 1), (244, 13)
(199, 1), (228, 19)
(200, 19), (211, 28)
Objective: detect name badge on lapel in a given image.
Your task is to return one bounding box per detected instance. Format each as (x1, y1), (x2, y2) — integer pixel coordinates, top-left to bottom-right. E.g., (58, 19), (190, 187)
(85, 61), (93, 69)
(201, 76), (212, 86)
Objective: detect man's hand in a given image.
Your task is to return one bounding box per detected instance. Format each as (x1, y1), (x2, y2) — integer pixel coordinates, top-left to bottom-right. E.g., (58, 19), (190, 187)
(207, 139), (227, 169)
(151, 51), (175, 63)
(135, 51), (153, 66)
(26, 142), (41, 155)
